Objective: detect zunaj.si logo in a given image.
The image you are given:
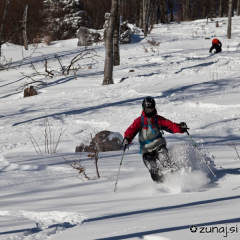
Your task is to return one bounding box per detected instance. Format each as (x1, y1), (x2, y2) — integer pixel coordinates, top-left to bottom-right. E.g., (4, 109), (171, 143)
(190, 225), (198, 233)
(189, 224), (239, 238)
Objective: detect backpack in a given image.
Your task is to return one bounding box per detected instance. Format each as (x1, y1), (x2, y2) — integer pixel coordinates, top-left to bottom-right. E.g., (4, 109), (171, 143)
(138, 114), (164, 154)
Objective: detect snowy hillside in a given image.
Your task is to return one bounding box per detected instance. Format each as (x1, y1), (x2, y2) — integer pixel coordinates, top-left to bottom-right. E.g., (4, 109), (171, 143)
(0, 16), (240, 240)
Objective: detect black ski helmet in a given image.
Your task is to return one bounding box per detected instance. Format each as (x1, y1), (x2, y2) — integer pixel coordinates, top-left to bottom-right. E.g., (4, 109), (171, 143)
(142, 97), (156, 117)
(142, 97), (156, 110)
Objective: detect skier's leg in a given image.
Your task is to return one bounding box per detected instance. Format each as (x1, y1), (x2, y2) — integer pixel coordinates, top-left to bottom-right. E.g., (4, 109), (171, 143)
(157, 145), (170, 166)
(142, 152), (164, 183)
(157, 145), (177, 171)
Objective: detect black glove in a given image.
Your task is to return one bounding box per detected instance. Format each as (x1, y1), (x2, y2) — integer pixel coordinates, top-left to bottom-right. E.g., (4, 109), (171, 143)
(179, 122), (189, 133)
(123, 137), (130, 145)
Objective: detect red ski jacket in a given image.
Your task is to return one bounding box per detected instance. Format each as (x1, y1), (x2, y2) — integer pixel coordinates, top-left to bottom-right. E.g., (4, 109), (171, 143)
(124, 111), (183, 144)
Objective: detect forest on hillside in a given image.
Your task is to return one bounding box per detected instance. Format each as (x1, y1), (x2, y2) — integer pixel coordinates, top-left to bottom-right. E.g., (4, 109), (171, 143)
(0, 0), (240, 45)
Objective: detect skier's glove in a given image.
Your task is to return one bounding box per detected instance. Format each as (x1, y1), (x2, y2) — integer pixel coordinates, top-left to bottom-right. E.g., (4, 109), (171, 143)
(123, 137), (130, 145)
(179, 122), (189, 133)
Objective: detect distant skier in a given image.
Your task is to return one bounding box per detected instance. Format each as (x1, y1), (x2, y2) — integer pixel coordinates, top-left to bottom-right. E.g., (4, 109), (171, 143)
(209, 38), (222, 53)
(123, 97), (188, 183)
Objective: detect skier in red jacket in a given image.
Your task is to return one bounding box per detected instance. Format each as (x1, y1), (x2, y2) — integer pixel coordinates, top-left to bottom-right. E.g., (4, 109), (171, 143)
(123, 97), (188, 183)
(209, 38), (222, 53)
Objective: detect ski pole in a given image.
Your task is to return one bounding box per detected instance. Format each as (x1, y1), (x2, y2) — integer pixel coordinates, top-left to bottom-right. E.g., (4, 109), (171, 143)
(186, 130), (217, 179)
(114, 144), (127, 192)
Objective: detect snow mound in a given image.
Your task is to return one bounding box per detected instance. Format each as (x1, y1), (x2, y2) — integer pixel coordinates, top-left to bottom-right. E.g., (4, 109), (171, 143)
(0, 210), (86, 230)
(0, 154), (10, 169)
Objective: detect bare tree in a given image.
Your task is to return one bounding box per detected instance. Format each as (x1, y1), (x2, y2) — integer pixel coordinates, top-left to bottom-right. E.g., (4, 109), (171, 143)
(219, 0), (223, 17)
(0, 0), (10, 57)
(227, 0), (233, 39)
(113, 0), (120, 66)
(22, 4), (28, 50)
(103, 0), (118, 85)
(237, 0), (240, 16)
(168, 0), (174, 22)
(139, 0), (143, 29)
(143, 0), (150, 37)
(159, 0), (168, 23)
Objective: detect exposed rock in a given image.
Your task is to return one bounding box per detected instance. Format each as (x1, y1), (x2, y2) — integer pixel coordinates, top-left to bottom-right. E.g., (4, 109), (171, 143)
(120, 21), (131, 44)
(23, 86), (38, 98)
(77, 27), (101, 46)
(85, 65), (92, 69)
(75, 131), (123, 153)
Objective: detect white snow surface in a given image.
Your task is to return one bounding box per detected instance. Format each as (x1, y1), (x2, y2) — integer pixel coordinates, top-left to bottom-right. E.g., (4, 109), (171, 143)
(0, 17), (240, 240)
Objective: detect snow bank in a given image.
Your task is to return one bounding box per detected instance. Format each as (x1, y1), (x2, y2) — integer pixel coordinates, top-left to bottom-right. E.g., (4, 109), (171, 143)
(0, 210), (86, 230)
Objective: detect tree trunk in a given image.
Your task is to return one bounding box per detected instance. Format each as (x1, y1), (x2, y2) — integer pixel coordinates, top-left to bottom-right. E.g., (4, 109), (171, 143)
(0, 0), (10, 57)
(223, 0), (228, 16)
(237, 0), (240, 16)
(143, 0), (150, 37)
(182, 0), (188, 20)
(102, 0), (118, 85)
(191, 0), (197, 20)
(211, 0), (216, 18)
(168, 0), (174, 22)
(227, 0), (233, 39)
(219, 0), (223, 17)
(139, 0), (143, 29)
(113, 1), (120, 66)
(203, 0), (207, 19)
(22, 5), (29, 50)
(159, 0), (168, 23)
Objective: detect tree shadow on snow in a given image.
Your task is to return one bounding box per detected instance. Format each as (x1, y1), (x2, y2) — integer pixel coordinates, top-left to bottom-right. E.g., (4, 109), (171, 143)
(86, 195), (240, 224)
(12, 96), (146, 126)
(95, 217), (240, 239)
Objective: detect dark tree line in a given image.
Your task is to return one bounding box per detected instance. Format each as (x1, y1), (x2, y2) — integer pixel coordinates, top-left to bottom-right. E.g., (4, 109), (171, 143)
(81, 0), (240, 28)
(0, 0), (45, 46)
(0, 0), (240, 46)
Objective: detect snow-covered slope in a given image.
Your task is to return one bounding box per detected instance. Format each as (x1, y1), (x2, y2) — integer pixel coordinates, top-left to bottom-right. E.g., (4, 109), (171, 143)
(0, 17), (240, 240)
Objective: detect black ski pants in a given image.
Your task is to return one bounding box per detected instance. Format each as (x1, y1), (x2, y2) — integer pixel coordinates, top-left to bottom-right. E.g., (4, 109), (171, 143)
(143, 151), (161, 182)
(142, 146), (170, 182)
(209, 44), (222, 53)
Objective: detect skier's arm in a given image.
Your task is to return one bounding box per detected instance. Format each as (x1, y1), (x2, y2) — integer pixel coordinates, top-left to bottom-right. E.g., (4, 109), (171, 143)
(124, 117), (142, 143)
(209, 45), (214, 53)
(157, 116), (183, 134)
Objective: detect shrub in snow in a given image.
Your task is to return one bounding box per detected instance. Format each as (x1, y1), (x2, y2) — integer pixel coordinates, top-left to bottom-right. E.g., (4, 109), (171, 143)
(29, 115), (68, 155)
(63, 154), (90, 180)
(143, 38), (161, 55)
